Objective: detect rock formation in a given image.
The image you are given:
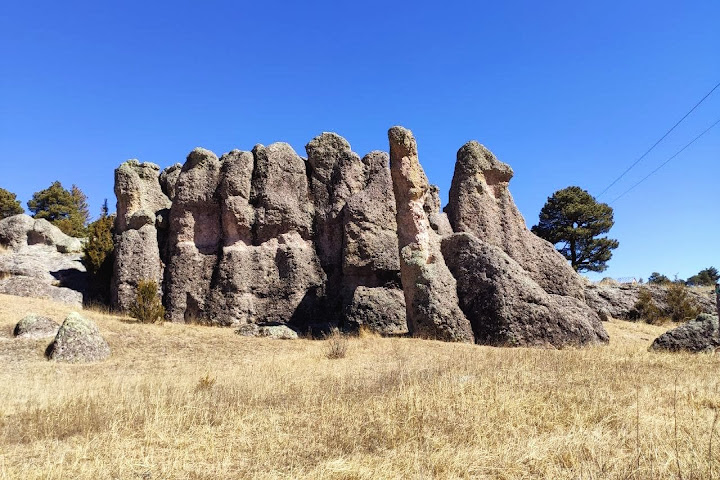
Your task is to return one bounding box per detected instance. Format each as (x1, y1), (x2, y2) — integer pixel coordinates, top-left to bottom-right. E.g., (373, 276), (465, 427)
(388, 126), (473, 342)
(112, 160), (171, 311)
(0, 214), (85, 306)
(445, 142), (585, 299)
(650, 313), (720, 352)
(109, 126), (609, 347)
(13, 314), (60, 339)
(46, 312), (110, 362)
(163, 148), (222, 323)
(584, 282), (716, 320)
(0, 214), (82, 253)
(442, 233), (607, 347)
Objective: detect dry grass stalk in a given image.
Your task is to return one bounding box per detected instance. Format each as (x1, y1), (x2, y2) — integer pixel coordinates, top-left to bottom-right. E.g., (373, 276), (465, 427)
(324, 327), (349, 359)
(2, 294), (720, 479)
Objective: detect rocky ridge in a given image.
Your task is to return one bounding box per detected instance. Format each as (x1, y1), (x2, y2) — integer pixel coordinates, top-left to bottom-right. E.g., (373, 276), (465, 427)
(111, 126), (609, 347)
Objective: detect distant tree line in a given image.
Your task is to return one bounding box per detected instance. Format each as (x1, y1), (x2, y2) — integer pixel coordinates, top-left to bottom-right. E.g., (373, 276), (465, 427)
(645, 267), (719, 287)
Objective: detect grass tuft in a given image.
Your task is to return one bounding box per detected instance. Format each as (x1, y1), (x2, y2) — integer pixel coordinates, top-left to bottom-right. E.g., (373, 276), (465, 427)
(324, 328), (349, 359)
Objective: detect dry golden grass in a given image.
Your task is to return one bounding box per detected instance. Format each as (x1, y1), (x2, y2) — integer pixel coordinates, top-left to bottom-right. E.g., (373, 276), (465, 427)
(1, 293), (720, 479)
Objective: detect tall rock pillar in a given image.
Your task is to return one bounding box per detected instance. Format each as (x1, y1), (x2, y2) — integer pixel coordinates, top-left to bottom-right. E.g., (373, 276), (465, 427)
(388, 126), (473, 342)
(111, 160), (171, 310)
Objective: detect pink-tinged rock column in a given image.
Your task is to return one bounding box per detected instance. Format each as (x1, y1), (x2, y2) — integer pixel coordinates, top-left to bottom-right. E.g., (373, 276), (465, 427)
(388, 126), (473, 342)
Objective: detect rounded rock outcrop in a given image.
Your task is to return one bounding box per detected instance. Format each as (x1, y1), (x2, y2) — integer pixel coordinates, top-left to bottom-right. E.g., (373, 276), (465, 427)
(13, 314), (60, 339)
(650, 314), (720, 353)
(46, 312), (110, 363)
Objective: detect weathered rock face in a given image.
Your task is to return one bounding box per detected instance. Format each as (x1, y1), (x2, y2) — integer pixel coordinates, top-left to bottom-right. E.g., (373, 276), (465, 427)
(164, 148), (222, 323)
(343, 286), (407, 334)
(0, 214), (82, 253)
(14, 314), (60, 339)
(445, 142), (585, 300)
(110, 126), (611, 348)
(0, 215), (86, 306)
(584, 283), (716, 320)
(442, 233), (608, 347)
(340, 151), (406, 332)
(252, 143), (314, 244)
(388, 126), (473, 342)
(205, 144), (326, 329)
(0, 276), (83, 305)
(47, 312), (110, 362)
(159, 163), (183, 201)
(111, 160), (171, 310)
(651, 313), (720, 352)
(305, 134), (405, 331)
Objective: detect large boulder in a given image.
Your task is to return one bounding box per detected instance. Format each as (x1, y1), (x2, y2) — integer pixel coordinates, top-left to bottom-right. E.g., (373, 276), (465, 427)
(235, 323), (300, 339)
(650, 314), (720, 352)
(0, 276), (83, 306)
(111, 160), (171, 310)
(208, 232), (326, 327)
(0, 215), (86, 305)
(0, 246), (85, 286)
(343, 286), (407, 334)
(445, 142), (585, 300)
(388, 126), (473, 342)
(46, 312), (110, 362)
(0, 214), (82, 253)
(442, 232), (608, 347)
(13, 314), (60, 339)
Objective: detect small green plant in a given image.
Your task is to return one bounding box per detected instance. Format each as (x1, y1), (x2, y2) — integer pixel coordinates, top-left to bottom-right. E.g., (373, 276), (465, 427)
(666, 283), (700, 322)
(634, 287), (663, 324)
(324, 328), (348, 359)
(129, 280), (165, 324)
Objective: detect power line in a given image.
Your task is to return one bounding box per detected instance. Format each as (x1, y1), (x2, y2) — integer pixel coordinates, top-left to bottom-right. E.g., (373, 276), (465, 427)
(597, 80), (720, 198)
(609, 117), (720, 204)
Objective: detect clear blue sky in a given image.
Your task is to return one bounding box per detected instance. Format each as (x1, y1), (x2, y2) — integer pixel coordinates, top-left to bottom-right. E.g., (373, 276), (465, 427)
(1, 1), (718, 282)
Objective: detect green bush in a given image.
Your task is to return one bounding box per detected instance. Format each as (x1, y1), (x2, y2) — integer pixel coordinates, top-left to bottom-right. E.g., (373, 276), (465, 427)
(665, 283), (700, 323)
(647, 272), (671, 285)
(686, 267), (719, 286)
(129, 280), (165, 324)
(82, 201), (114, 304)
(634, 287), (663, 324)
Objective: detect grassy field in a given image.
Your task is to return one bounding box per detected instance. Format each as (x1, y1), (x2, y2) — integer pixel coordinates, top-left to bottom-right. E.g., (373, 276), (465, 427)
(1, 294), (719, 479)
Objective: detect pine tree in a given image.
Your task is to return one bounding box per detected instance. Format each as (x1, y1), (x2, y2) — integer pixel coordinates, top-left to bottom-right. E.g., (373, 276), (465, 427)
(0, 187), (23, 219)
(27, 181), (88, 237)
(531, 186), (619, 273)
